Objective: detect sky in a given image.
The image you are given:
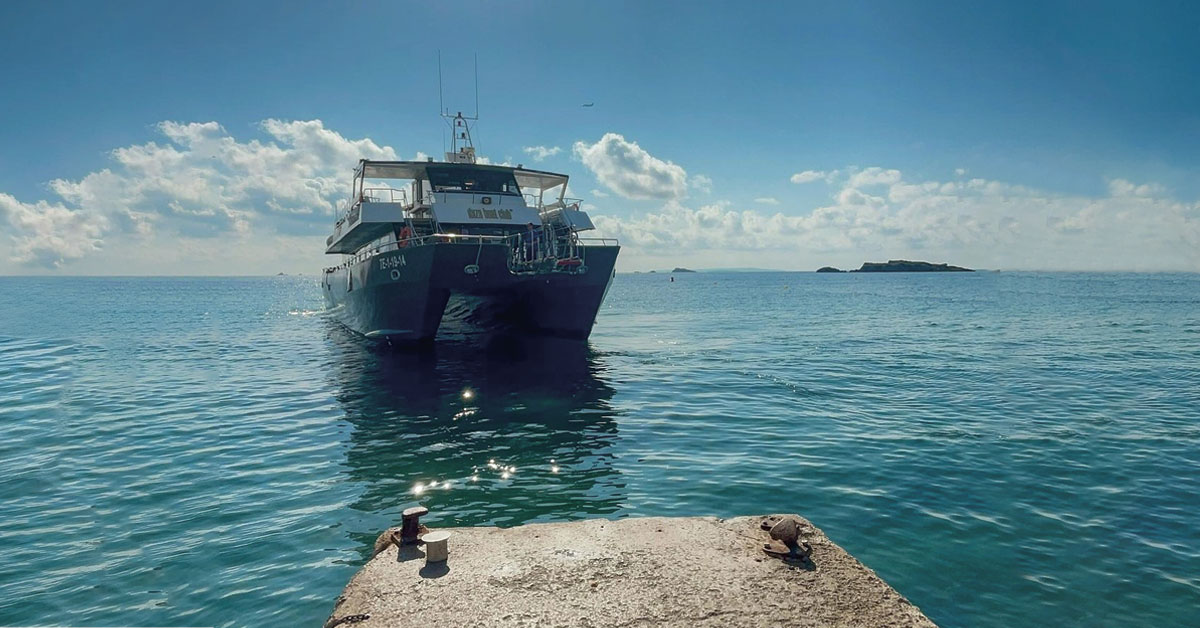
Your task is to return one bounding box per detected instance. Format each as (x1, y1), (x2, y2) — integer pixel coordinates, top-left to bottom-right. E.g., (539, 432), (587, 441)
(1, 1), (1198, 274)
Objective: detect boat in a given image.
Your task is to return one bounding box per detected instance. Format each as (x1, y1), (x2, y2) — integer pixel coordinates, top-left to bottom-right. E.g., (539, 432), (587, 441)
(321, 113), (619, 343)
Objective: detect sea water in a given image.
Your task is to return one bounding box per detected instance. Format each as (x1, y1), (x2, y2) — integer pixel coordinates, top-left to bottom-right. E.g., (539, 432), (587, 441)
(1, 272), (1197, 627)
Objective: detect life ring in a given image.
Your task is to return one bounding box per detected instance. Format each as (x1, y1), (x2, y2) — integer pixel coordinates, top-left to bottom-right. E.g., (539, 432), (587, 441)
(398, 226), (413, 248)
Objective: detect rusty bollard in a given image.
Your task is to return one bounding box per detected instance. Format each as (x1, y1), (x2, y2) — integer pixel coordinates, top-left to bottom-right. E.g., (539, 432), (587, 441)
(762, 517), (814, 561)
(400, 506), (429, 545)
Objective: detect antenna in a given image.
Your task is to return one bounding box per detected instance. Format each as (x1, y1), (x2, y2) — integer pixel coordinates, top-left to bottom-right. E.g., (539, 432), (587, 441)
(438, 50), (445, 116)
(436, 52), (480, 164)
(472, 53), (480, 150)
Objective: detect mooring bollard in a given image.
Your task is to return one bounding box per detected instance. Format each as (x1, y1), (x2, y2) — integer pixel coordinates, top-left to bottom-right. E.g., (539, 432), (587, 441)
(422, 531), (450, 563)
(761, 516), (813, 561)
(400, 506), (429, 545)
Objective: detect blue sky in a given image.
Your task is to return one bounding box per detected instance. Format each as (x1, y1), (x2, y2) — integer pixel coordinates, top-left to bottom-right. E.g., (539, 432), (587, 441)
(1, 1), (1198, 273)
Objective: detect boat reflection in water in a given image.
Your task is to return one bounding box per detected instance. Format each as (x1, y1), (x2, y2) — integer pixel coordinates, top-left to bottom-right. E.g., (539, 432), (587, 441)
(326, 324), (624, 557)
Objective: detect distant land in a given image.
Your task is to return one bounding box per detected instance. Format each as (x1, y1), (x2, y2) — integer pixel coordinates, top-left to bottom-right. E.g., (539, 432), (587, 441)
(624, 263), (974, 274)
(818, 260), (974, 273)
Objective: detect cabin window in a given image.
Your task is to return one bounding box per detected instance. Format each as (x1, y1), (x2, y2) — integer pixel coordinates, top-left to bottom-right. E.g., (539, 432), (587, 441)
(426, 166), (521, 195)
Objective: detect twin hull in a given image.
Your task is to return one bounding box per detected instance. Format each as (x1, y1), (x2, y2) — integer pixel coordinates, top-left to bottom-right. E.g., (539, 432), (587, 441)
(322, 241), (618, 342)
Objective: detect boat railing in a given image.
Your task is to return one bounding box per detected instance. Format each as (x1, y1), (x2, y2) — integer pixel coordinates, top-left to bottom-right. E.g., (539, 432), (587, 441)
(526, 196), (585, 212)
(507, 227), (610, 275)
(360, 187), (409, 205)
(332, 188), (412, 228)
(577, 237), (619, 246)
(322, 231), (618, 274)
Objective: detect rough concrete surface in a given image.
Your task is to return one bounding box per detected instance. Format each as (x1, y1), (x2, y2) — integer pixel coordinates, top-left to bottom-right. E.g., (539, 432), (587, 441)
(326, 514), (937, 627)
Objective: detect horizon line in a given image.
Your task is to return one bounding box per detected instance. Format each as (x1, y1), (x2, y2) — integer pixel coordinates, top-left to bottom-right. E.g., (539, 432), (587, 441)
(3, 269), (1200, 278)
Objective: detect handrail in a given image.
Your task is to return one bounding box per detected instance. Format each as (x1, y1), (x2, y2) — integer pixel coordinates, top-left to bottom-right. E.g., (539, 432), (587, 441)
(539, 197), (585, 212)
(522, 195), (586, 212)
(361, 187), (408, 205)
(334, 190), (583, 229)
(322, 232), (618, 274)
(333, 188), (411, 226)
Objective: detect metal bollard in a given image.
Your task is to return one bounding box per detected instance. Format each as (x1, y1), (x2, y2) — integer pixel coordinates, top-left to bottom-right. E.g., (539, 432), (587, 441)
(400, 506), (429, 545)
(422, 531), (450, 563)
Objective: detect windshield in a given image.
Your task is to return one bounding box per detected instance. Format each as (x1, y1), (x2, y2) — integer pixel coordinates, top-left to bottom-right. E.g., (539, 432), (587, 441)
(426, 166), (522, 195)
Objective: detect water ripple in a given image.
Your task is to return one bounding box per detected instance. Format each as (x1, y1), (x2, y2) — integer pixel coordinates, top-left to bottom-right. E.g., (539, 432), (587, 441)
(0, 273), (1198, 627)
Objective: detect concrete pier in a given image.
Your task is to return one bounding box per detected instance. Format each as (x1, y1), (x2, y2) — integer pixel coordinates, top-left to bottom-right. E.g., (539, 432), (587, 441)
(326, 514), (936, 627)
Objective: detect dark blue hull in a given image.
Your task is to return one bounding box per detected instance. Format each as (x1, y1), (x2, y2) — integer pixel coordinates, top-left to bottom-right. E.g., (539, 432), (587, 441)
(322, 241), (618, 342)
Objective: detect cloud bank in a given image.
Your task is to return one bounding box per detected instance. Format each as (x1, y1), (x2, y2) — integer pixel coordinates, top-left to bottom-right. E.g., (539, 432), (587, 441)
(1, 121), (1197, 273)
(1, 120), (395, 270)
(593, 169), (1200, 271)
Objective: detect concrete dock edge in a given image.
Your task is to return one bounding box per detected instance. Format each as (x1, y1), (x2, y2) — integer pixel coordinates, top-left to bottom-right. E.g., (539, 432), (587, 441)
(326, 514), (937, 627)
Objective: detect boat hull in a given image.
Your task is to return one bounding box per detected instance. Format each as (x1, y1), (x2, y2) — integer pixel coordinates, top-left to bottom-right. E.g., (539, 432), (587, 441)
(322, 241), (618, 342)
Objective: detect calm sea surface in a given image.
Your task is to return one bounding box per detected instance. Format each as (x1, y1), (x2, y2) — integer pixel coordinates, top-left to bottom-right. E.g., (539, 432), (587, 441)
(1, 272), (1198, 627)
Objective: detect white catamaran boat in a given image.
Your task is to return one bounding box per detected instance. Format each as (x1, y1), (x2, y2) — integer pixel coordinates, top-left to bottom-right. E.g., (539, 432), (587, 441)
(321, 113), (619, 343)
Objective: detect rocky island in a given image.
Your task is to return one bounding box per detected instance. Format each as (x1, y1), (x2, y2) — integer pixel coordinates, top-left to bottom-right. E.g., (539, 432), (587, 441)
(857, 260), (972, 272)
(817, 260), (973, 273)
(671, 267), (697, 273)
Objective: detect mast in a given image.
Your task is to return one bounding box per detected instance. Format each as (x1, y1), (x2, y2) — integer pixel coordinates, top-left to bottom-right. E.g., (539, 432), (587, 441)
(439, 52), (479, 164)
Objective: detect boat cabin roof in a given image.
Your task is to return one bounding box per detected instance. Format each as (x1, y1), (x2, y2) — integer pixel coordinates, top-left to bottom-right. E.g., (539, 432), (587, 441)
(356, 160), (569, 192)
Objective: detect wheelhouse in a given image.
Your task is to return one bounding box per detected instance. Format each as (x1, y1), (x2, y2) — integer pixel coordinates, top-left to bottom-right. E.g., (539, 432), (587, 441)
(425, 164), (522, 196)
(325, 159), (591, 255)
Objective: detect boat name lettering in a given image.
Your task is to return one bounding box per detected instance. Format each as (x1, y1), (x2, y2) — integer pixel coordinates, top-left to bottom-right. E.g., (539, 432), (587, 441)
(379, 255), (407, 271)
(467, 208), (512, 220)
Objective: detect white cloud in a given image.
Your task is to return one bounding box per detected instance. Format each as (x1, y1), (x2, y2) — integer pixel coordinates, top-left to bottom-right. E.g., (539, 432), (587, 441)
(691, 174), (713, 194)
(1108, 178), (1166, 198)
(790, 170), (826, 184)
(475, 155), (514, 166)
(592, 171), (1200, 272)
(590, 188), (610, 199)
(522, 145), (561, 162)
(0, 193), (109, 267)
(573, 133), (687, 200)
(955, 168), (968, 176)
(846, 167), (903, 187)
(754, 197), (780, 205)
(1, 119), (396, 269)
